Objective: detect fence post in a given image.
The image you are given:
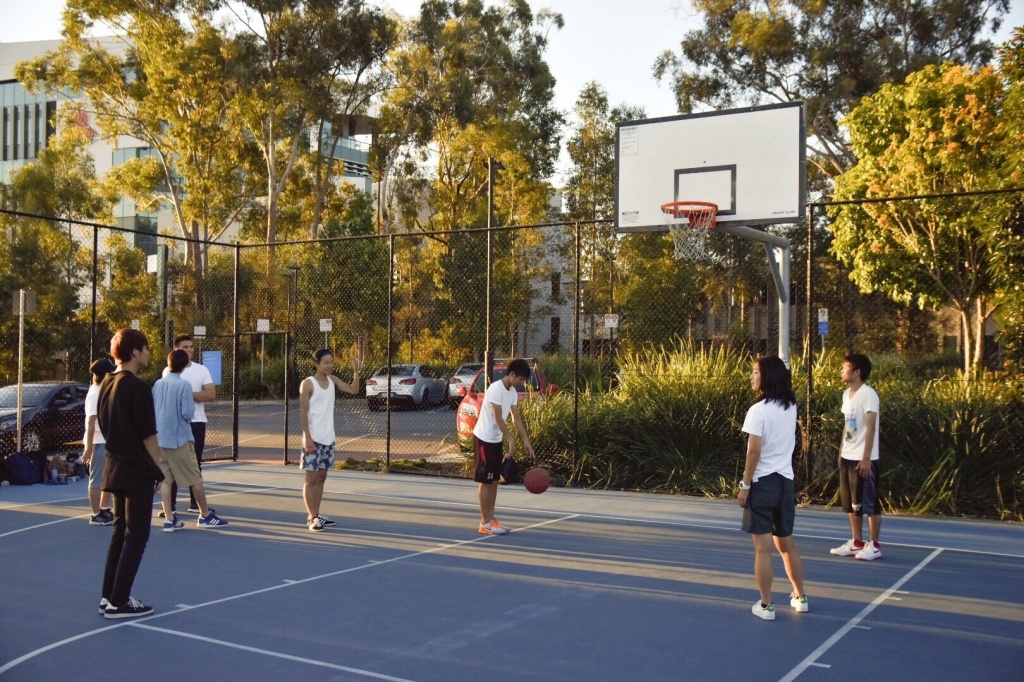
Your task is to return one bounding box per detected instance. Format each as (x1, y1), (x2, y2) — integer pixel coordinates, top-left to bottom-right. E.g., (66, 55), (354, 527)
(803, 204), (815, 487)
(573, 222), (581, 475)
(232, 243), (240, 461)
(385, 234), (395, 473)
(90, 225), (98, 363)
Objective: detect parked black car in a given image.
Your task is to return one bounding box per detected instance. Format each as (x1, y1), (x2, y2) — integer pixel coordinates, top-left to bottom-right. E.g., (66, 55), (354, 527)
(0, 382), (89, 455)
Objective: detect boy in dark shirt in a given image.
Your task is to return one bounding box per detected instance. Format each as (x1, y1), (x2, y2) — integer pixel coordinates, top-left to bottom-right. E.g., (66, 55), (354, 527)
(97, 328), (164, 619)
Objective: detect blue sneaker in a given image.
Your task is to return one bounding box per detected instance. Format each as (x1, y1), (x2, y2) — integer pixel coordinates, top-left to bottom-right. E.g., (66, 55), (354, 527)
(198, 512), (228, 528)
(162, 515), (184, 533)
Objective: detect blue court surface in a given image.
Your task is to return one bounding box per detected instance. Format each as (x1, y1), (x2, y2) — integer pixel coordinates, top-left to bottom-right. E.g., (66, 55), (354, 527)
(1, 462), (1021, 681)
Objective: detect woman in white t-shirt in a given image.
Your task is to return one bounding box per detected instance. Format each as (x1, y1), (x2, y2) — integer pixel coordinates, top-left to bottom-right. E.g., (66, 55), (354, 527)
(737, 356), (807, 621)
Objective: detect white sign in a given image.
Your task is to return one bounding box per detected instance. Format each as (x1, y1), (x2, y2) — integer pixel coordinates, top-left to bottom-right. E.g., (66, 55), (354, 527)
(256, 318), (270, 333)
(319, 318), (333, 332)
(818, 308), (829, 323)
(603, 314), (619, 329)
(193, 325), (207, 337)
(146, 254), (159, 273)
(131, 319), (140, 330)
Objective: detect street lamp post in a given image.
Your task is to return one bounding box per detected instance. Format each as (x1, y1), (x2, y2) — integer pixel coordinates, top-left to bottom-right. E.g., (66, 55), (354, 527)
(485, 157), (504, 383)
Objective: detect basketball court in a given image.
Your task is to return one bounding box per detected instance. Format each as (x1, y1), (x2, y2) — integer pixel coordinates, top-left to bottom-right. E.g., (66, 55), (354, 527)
(2, 462), (1021, 681)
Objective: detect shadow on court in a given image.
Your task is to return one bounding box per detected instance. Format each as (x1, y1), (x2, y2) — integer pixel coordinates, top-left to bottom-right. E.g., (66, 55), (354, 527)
(1, 463), (1021, 681)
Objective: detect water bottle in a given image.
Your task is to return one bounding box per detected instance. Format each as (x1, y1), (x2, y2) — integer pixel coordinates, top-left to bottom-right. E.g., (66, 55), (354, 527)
(50, 467), (59, 482)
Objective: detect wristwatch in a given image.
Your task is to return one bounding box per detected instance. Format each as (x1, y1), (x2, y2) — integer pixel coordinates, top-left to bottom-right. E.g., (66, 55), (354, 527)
(738, 480), (751, 491)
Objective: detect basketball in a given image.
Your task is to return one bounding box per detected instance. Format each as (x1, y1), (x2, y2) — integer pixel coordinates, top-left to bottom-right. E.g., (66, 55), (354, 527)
(523, 467), (550, 494)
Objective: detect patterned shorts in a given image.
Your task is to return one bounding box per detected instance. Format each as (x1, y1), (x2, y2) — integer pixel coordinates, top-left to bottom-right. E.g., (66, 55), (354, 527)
(302, 442), (335, 471)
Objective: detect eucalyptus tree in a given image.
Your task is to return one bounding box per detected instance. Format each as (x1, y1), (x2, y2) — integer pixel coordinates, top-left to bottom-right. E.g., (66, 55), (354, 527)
(0, 130), (113, 379)
(374, 0), (564, 359)
(654, 0), (1009, 178)
(17, 0), (256, 277)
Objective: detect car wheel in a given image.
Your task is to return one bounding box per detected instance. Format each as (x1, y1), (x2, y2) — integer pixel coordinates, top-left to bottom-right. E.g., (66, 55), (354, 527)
(418, 389), (429, 409)
(22, 428), (41, 452)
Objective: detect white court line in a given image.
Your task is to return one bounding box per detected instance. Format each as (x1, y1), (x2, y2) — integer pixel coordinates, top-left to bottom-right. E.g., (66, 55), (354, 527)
(777, 547), (944, 682)
(130, 623), (418, 682)
(0, 495), (88, 511)
(0, 485), (281, 540)
(0, 513), (579, 676)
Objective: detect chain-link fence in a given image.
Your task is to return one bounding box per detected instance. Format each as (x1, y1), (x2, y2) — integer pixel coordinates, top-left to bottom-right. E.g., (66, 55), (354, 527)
(2, 189), (1022, 517)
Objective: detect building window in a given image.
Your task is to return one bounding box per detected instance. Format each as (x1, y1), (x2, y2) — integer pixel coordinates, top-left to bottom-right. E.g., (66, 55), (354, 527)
(550, 317), (560, 344)
(550, 272), (560, 299)
(12, 106), (18, 160)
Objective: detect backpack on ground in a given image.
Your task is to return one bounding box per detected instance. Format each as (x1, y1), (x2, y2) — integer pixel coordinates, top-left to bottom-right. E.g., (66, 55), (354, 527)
(3, 452), (43, 485)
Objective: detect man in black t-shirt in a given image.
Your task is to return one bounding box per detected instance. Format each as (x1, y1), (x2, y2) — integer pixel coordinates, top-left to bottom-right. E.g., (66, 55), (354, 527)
(97, 328), (164, 619)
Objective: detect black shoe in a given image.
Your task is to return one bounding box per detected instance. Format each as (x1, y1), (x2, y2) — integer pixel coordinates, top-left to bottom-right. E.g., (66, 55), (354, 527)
(89, 510), (114, 526)
(98, 598), (109, 615)
(104, 597), (154, 619)
(316, 515), (336, 526)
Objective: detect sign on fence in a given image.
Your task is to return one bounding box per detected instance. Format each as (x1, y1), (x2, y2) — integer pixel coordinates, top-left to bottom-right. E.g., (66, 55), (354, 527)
(319, 318), (333, 332)
(256, 318), (270, 332)
(194, 325), (207, 338)
(604, 314), (619, 329)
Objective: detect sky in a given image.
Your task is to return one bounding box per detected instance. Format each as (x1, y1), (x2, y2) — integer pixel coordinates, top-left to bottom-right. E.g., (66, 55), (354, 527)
(1, 0), (1022, 181)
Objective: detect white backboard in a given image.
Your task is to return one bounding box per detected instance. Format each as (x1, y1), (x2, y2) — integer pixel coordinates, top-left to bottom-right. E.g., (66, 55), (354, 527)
(615, 102), (806, 232)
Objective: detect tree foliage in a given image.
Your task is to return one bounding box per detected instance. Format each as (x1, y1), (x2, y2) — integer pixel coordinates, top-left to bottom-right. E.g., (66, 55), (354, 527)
(829, 59), (1018, 376)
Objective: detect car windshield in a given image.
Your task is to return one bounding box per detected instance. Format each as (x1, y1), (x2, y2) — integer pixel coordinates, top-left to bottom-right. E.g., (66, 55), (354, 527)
(0, 385), (54, 409)
(455, 364), (483, 377)
(373, 366), (413, 377)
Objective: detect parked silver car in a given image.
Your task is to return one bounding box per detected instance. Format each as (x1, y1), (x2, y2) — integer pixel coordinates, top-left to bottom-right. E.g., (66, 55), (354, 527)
(447, 362), (484, 408)
(365, 365), (448, 410)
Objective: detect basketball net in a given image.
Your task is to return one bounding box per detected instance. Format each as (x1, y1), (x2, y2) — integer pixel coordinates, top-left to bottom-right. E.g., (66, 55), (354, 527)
(661, 201), (718, 261)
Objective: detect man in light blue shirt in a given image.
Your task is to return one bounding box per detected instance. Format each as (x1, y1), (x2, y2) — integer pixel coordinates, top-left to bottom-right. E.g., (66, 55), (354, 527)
(152, 350), (227, 531)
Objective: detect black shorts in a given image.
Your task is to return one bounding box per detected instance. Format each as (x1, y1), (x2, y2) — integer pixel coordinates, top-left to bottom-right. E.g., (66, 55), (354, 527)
(473, 436), (503, 483)
(838, 459), (882, 515)
(742, 473), (796, 537)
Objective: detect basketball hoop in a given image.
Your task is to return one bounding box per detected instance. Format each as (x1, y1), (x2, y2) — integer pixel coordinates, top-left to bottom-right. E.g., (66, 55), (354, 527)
(661, 201), (718, 261)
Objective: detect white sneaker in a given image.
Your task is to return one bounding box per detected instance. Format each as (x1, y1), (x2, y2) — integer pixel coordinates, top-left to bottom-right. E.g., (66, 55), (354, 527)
(308, 517), (326, 532)
(752, 600), (775, 621)
(855, 541), (882, 561)
(790, 593), (809, 612)
(478, 519), (509, 535)
(830, 539), (864, 557)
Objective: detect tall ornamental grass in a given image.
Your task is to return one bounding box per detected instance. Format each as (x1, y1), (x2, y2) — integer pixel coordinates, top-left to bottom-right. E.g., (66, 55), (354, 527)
(521, 346), (1024, 521)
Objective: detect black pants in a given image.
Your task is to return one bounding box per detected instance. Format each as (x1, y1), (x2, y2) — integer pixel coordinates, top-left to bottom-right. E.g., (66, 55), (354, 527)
(170, 422), (206, 510)
(102, 486), (153, 607)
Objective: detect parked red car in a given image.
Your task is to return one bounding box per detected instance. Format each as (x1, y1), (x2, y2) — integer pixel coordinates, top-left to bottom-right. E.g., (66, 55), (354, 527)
(456, 358), (558, 449)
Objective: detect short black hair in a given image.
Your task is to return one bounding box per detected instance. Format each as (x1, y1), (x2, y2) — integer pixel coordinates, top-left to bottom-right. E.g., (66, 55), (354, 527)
(506, 358), (531, 379)
(313, 348), (333, 364)
(89, 357), (116, 381)
(173, 334), (192, 347)
(110, 328), (148, 363)
(168, 349), (189, 373)
(756, 356), (796, 409)
(844, 353), (872, 382)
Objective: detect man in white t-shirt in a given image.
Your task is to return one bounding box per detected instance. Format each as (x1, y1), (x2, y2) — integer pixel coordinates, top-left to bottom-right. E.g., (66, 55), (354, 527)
(161, 334), (216, 515)
(830, 354), (883, 561)
(83, 357), (117, 525)
(472, 358), (536, 536)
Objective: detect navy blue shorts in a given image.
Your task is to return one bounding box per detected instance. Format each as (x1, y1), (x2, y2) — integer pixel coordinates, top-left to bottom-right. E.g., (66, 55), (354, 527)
(742, 472), (796, 537)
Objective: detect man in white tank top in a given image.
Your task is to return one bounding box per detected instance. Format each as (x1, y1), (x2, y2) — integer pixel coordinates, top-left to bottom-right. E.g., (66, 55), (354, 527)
(299, 348), (362, 532)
